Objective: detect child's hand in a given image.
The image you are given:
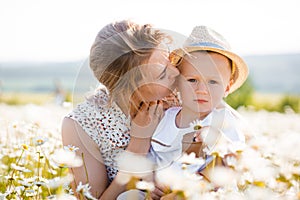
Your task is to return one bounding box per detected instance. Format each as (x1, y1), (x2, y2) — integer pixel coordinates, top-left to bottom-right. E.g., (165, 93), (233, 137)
(150, 185), (167, 200)
(193, 126), (209, 142)
(150, 181), (171, 200)
(161, 192), (184, 200)
(184, 127), (209, 157)
(162, 92), (181, 110)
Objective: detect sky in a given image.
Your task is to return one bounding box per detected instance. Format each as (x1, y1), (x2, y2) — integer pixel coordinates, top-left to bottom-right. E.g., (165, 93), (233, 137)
(1, 0), (300, 62)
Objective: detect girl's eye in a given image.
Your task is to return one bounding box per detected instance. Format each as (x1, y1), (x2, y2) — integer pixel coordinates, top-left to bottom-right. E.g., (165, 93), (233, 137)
(208, 80), (218, 84)
(158, 67), (167, 80)
(158, 72), (166, 80)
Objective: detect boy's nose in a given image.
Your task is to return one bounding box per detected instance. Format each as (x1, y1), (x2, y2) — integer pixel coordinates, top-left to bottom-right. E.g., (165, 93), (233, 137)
(196, 82), (208, 94)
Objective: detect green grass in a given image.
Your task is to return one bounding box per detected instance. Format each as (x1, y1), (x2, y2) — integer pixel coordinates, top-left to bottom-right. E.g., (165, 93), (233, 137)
(1, 91), (299, 113)
(225, 78), (300, 113)
(0, 92), (74, 105)
(243, 92), (300, 113)
(0, 93), (53, 105)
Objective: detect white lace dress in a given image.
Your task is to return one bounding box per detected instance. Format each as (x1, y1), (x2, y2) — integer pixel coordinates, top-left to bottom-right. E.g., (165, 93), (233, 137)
(66, 89), (131, 182)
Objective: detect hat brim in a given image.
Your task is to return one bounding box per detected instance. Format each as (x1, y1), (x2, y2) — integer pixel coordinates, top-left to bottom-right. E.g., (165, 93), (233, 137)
(171, 46), (249, 93)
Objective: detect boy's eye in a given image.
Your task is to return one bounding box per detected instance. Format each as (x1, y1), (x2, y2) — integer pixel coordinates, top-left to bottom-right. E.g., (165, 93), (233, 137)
(208, 80), (218, 84)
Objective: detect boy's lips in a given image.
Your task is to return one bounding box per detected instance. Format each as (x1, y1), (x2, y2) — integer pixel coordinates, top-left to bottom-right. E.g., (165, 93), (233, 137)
(195, 99), (208, 103)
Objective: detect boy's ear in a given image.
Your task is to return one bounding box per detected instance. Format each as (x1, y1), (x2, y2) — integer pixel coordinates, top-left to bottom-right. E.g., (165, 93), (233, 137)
(224, 79), (234, 97)
(224, 91), (229, 98)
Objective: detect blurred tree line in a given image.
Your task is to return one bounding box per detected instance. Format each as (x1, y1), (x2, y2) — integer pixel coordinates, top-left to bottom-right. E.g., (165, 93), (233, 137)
(1, 77), (299, 113)
(225, 78), (300, 113)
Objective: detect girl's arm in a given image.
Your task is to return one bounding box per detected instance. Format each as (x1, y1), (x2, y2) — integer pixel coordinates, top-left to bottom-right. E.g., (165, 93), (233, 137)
(61, 118), (109, 198)
(62, 101), (164, 199)
(62, 118), (127, 200)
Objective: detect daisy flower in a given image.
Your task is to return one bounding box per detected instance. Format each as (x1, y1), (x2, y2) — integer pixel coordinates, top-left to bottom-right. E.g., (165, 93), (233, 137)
(63, 145), (79, 152)
(189, 119), (202, 131)
(32, 136), (48, 146)
(76, 182), (97, 200)
(51, 149), (82, 168)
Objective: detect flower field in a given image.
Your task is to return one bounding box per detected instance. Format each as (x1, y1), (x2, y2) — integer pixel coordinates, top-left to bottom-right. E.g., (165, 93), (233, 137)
(0, 103), (300, 199)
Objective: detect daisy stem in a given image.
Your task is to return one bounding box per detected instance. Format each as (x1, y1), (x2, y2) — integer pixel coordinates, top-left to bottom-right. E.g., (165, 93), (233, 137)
(79, 193), (84, 200)
(145, 190), (151, 200)
(7, 149), (24, 189)
(20, 189), (26, 198)
(81, 153), (89, 183)
(211, 153), (217, 173)
(71, 168), (78, 189)
(47, 186), (52, 196)
(37, 151), (41, 181)
(37, 187), (40, 200)
(59, 167), (63, 178)
(15, 149), (24, 166)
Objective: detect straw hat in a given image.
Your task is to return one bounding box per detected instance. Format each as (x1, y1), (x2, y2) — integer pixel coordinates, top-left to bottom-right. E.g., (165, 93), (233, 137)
(170, 26), (249, 93)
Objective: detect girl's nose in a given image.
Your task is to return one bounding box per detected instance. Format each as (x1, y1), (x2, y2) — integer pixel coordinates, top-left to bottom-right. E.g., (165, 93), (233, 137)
(167, 65), (180, 79)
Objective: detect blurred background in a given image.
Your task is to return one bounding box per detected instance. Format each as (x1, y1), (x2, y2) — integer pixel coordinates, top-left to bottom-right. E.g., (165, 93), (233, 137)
(0, 0), (299, 113)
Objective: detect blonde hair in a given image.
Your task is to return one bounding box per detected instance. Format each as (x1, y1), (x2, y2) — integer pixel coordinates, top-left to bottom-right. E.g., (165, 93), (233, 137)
(89, 20), (168, 103)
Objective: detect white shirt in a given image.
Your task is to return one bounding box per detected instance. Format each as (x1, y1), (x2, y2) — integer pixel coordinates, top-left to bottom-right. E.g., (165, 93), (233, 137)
(148, 104), (245, 168)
